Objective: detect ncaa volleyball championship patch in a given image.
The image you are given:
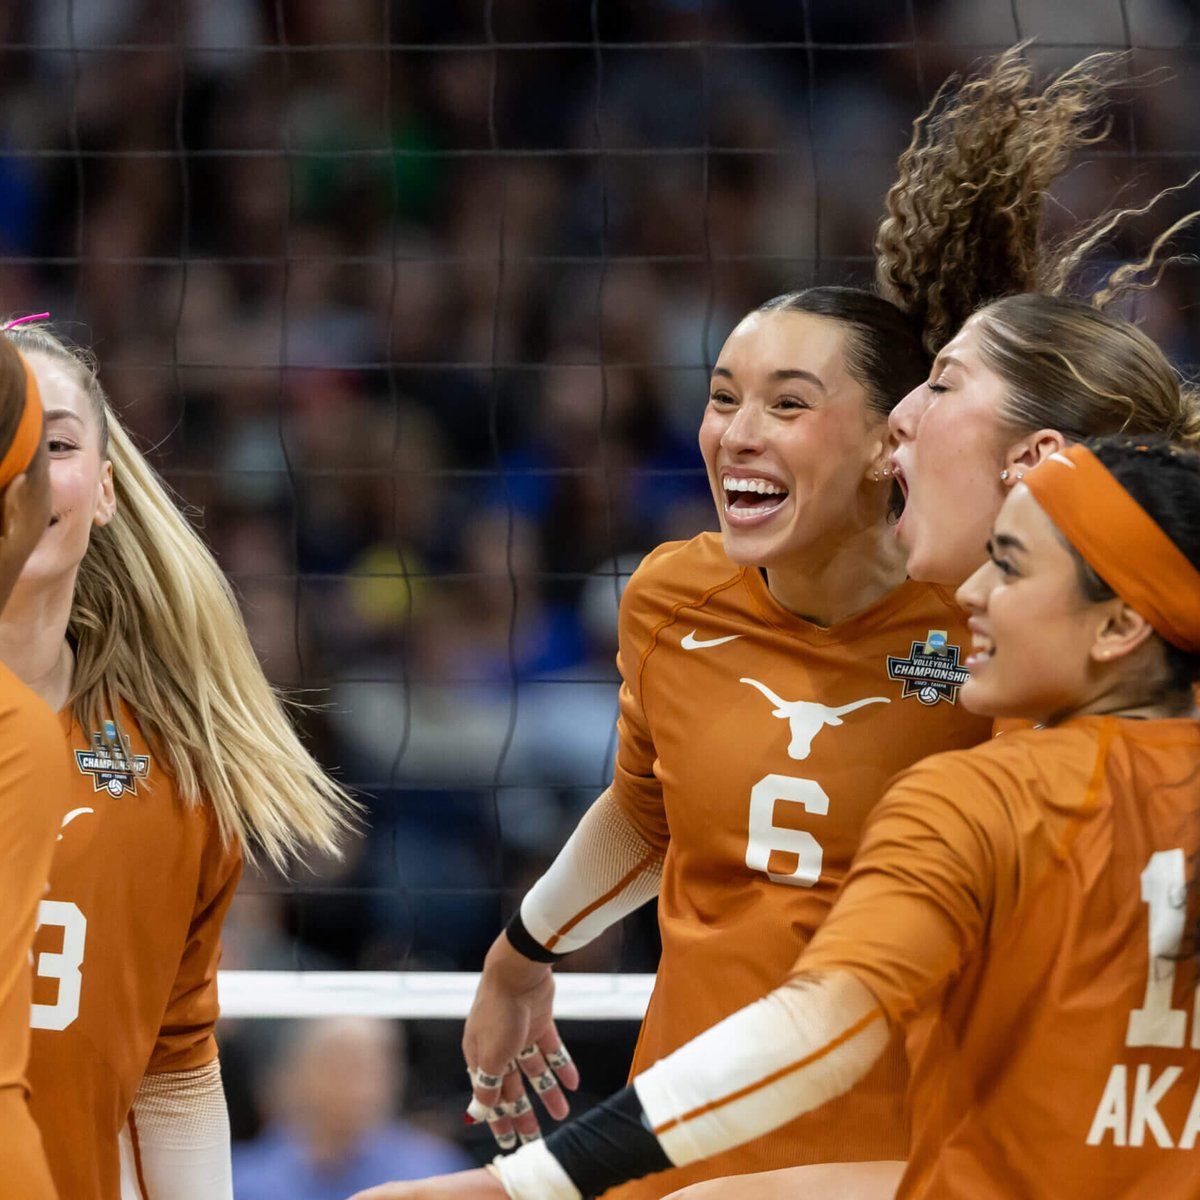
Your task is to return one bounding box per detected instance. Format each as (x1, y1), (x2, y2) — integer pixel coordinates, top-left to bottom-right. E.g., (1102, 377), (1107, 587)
(886, 629), (969, 706)
(75, 720), (151, 797)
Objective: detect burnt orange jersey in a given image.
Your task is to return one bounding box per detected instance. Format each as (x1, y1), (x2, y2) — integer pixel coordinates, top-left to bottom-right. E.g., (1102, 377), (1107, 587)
(0, 664), (70, 1199)
(606, 533), (992, 1198)
(802, 716), (1200, 1199)
(27, 709), (241, 1200)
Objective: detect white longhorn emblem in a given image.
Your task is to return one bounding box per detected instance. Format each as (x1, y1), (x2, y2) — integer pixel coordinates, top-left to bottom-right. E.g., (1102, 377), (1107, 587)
(740, 677), (890, 760)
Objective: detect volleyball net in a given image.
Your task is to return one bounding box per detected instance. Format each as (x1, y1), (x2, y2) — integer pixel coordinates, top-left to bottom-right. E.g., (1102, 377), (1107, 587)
(9, 0), (1200, 1130)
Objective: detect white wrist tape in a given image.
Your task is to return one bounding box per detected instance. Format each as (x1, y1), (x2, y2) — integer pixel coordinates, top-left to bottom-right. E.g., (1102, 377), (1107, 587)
(493, 1139), (582, 1200)
(119, 1060), (232, 1200)
(520, 790), (663, 955)
(633, 972), (889, 1167)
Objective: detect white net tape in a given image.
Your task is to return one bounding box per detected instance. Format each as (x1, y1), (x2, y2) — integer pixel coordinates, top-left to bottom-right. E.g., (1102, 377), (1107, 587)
(219, 971), (653, 1021)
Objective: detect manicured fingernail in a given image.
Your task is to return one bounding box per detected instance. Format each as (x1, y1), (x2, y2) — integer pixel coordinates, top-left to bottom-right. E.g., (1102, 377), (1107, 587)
(467, 1097), (494, 1123)
(464, 1112), (477, 1125)
(497, 1133), (517, 1149)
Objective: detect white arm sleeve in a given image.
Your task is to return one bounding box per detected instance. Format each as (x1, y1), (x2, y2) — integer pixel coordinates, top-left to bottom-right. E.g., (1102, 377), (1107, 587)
(494, 972), (889, 1200)
(635, 971), (889, 1167)
(119, 1059), (232, 1200)
(518, 789), (663, 955)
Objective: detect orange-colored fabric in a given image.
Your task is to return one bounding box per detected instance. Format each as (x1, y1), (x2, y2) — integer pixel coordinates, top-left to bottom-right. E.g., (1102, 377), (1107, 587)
(0, 663), (70, 1196)
(0, 1090), (57, 1200)
(800, 716), (1200, 1199)
(0, 356), (43, 490)
(1025, 445), (1200, 651)
(27, 708), (242, 1200)
(603, 533), (993, 1200)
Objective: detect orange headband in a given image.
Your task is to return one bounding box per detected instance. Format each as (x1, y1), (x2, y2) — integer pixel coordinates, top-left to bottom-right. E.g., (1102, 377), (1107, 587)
(0, 354), (43, 492)
(1024, 444), (1200, 653)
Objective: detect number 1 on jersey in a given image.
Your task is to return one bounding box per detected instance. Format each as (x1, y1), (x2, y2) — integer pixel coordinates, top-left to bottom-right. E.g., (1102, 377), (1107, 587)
(1127, 849), (1199, 1050)
(746, 773), (829, 887)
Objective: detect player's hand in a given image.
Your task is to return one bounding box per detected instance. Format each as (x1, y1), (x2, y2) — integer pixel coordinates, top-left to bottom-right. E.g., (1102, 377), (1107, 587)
(347, 1168), (507, 1199)
(462, 934), (581, 1149)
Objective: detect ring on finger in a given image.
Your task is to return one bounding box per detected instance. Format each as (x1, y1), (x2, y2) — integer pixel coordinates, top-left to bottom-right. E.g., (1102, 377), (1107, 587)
(531, 1070), (556, 1094)
(545, 1048), (572, 1070)
(474, 1067), (505, 1090)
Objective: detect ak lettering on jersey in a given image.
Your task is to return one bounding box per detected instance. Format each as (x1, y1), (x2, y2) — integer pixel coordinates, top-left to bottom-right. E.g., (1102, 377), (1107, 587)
(28, 709), (242, 1200)
(604, 534), (992, 1200)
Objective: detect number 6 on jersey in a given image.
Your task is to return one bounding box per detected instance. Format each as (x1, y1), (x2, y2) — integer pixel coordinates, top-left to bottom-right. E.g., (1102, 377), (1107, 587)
(746, 773), (829, 887)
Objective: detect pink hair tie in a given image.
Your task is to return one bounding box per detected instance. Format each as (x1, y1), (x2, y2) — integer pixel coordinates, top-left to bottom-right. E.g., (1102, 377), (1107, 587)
(2, 312), (49, 331)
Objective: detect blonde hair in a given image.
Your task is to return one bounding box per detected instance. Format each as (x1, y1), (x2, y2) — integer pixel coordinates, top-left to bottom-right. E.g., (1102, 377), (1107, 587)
(877, 43), (1200, 450)
(9, 324), (358, 868)
(974, 294), (1200, 451)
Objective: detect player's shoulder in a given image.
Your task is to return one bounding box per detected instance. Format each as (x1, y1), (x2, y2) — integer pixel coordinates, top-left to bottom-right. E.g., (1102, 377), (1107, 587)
(887, 720), (1108, 820)
(623, 531), (741, 614)
(0, 660), (64, 752)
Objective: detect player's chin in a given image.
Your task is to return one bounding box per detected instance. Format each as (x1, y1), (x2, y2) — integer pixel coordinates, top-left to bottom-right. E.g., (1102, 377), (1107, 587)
(719, 502), (794, 565)
(959, 672), (1022, 719)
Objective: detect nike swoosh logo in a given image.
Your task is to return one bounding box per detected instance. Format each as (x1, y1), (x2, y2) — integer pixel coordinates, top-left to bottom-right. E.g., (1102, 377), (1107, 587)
(57, 807), (95, 841)
(681, 631), (743, 651)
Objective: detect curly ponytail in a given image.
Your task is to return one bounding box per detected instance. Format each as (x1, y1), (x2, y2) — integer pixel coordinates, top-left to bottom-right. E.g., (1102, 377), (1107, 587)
(875, 44), (1121, 354)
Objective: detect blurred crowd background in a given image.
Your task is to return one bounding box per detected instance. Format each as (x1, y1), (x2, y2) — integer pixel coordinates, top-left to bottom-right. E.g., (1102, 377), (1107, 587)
(3, 0), (1200, 1189)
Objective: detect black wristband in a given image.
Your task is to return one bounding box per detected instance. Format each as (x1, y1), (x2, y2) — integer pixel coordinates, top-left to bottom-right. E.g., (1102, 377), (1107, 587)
(544, 1085), (673, 1198)
(504, 910), (567, 964)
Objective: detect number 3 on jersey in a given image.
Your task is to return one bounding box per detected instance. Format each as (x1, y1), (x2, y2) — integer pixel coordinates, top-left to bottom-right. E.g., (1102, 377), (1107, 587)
(746, 773), (829, 887)
(30, 900), (87, 1032)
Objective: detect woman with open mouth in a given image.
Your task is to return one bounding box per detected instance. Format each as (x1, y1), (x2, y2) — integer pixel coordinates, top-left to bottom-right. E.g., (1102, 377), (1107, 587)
(359, 433), (1200, 1200)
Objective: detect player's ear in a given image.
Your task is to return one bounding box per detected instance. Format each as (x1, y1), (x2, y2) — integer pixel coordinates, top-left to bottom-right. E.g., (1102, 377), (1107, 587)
(93, 459), (115, 528)
(863, 425), (896, 482)
(1002, 429), (1066, 486)
(1090, 599), (1156, 666)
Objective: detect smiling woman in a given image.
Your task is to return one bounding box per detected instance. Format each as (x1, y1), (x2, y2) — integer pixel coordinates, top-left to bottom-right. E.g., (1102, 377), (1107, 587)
(0, 321), (359, 1200)
(449, 178), (1042, 1200)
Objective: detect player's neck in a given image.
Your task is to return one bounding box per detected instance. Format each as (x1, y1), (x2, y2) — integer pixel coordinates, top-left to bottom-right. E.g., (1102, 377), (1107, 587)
(764, 519), (908, 628)
(0, 571), (76, 710)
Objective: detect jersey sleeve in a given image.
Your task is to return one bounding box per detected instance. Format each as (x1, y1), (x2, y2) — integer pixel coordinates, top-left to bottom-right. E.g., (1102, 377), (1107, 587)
(610, 543), (679, 854)
(148, 824), (243, 1074)
(0, 693), (69, 1191)
(798, 752), (1022, 1024)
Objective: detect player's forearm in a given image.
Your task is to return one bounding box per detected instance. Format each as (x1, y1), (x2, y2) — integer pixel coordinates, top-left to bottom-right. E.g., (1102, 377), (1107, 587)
(493, 972), (889, 1200)
(505, 789), (663, 963)
(122, 1060), (232, 1200)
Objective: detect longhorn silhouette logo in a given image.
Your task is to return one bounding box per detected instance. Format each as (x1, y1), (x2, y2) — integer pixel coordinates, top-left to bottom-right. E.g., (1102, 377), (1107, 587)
(740, 677), (890, 760)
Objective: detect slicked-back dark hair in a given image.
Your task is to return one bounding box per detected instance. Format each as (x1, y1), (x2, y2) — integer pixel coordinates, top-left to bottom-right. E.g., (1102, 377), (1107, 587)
(757, 286), (929, 419)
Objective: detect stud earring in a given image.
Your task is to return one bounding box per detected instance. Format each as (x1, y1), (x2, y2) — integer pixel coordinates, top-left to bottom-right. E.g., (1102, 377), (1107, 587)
(881, 468), (892, 478)
(1015, 470), (1024, 481)
(999, 469), (1010, 482)
(872, 470), (880, 481)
